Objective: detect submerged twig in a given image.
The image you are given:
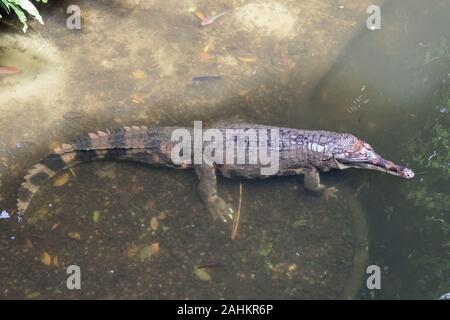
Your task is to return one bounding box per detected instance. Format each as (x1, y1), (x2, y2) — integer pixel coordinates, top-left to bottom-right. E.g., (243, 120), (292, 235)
(231, 183), (243, 240)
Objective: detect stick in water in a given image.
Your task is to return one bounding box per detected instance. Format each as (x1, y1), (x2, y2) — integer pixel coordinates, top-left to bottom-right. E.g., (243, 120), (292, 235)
(231, 183), (243, 240)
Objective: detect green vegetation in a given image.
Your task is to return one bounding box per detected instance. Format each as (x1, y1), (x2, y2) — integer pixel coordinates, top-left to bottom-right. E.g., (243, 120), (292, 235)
(0, 0), (47, 32)
(404, 72), (450, 298)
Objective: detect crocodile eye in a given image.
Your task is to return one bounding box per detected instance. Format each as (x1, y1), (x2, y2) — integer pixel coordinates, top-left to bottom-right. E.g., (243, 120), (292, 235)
(363, 143), (372, 150)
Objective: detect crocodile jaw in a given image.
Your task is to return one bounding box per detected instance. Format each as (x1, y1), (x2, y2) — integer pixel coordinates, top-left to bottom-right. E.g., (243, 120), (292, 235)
(335, 156), (415, 179)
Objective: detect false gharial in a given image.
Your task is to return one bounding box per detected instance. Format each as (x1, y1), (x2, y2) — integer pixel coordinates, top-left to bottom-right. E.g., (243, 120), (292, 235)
(16, 123), (414, 223)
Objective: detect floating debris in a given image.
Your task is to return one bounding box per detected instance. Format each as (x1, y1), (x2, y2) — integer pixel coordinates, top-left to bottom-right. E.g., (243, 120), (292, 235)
(189, 8), (206, 21)
(258, 243), (273, 257)
(40, 252), (52, 266)
(68, 232), (81, 240)
(150, 216), (159, 231)
(195, 261), (222, 269)
(428, 151), (437, 161)
(237, 56), (257, 63)
(201, 10), (230, 26)
(346, 85), (370, 114)
(131, 95), (145, 104)
(51, 222), (61, 230)
(0, 210), (10, 220)
(92, 210), (100, 223)
(231, 183), (243, 240)
(150, 243), (160, 255)
(194, 267), (212, 281)
(53, 172), (70, 187)
(132, 69), (146, 79)
(293, 219), (308, 227)
(53, 256), (59, 267)
(138, 245), (153, 260)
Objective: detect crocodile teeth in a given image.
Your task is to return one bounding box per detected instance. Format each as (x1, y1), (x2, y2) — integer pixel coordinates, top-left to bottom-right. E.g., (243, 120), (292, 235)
(88, 133), (98, 139)
(132, 126), (140, 130)
(97, 130), (108, 137)
(124, 126), (132, 131)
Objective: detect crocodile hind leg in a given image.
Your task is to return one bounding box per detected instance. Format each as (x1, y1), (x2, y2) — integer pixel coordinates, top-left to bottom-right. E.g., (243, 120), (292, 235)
(195, 164), (234, 223)
(304, 166), (338, 201)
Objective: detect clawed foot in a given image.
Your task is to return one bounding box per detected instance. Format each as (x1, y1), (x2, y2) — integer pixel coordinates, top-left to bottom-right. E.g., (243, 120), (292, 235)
(206, 195), (234, 223)
(323, 186), (339, 201)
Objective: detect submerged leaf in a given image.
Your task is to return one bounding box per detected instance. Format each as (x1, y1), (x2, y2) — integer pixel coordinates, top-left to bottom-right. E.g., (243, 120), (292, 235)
(53, 255), (59, 267)
(150, 216), (158, 231)
(150, 242), (160, 255)
(67, 232), (81, 240)
(138, 245), (152, 260)
(258, 243), (273, 257)
(132, 69), (146, 79)
(40, 252), (52, 266)
(92, 210), (100, 223)
(53, 172), (70, 187)
(194, 267), (212, 281)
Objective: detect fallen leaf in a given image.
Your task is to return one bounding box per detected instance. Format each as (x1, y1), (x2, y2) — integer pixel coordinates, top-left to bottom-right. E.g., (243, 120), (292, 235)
(237, 56), (257, 63)
(138, 245), (152, 260)
(92, 210), (100, 223)
(41, 252), (52, 266)
(53, 256), (59, 267)
(191, 10), (205, 21)
(51, 222), (61, 231)
(150, 242), (160, 255)
(69, 168), (76, 177)
(27, 292), (41, 299)
(258, 243), (273, 257)
(68, 232), (81, 240)
(132, 69), (146, 79)
(288, 264), (297, 272)
(194, 267), (212, 281)
(131, 95), (144, 104)
(150, 217), (158, 231)
(53, 173), (70, 187)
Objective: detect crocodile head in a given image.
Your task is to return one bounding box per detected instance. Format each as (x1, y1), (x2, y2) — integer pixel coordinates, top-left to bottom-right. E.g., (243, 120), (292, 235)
(332, 134), (414, 179)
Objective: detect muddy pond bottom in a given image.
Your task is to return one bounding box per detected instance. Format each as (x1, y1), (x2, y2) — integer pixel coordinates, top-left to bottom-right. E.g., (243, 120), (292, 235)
(0, 161), (367, 299)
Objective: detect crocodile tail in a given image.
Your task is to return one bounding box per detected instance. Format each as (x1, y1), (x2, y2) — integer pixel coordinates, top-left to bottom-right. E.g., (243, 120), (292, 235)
(16, 150), (104, 215)
(16, 128), (124, 215)
(16, 125), (176, 215)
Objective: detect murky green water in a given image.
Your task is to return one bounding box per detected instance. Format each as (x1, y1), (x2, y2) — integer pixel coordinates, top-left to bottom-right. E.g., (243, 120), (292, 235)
(0, 0), (449, 299)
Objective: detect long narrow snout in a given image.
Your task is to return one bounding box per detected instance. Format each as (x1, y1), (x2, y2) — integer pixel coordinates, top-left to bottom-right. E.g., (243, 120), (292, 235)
(336, 155), (415, 179)
(366, 156), (414, 178)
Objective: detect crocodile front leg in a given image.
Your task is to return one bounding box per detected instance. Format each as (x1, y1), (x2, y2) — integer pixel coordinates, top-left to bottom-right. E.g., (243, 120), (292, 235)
(304, 166), (338, 201)
(195, 164), (234, 223)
